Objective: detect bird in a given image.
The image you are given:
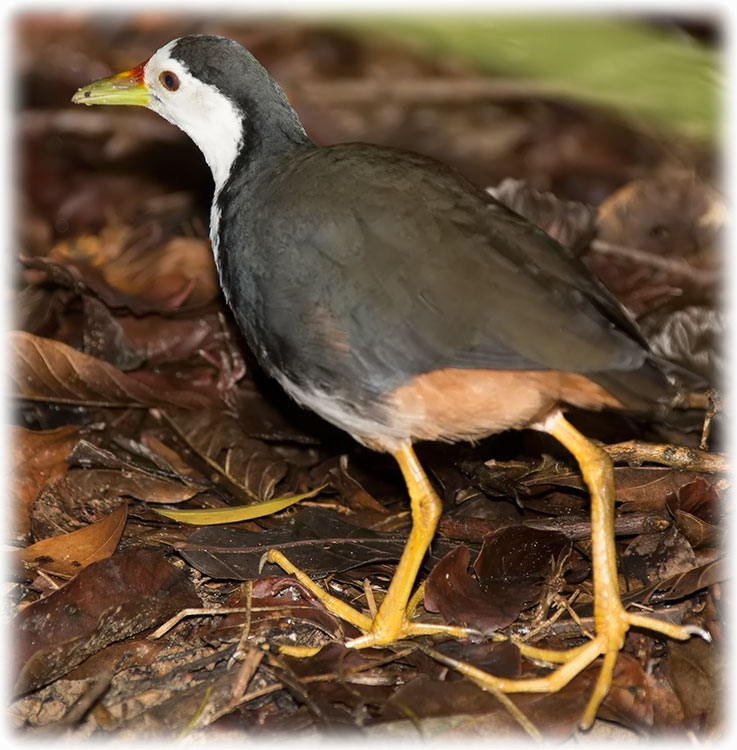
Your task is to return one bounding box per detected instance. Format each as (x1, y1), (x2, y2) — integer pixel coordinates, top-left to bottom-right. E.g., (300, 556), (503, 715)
(72, 34), (704, 729)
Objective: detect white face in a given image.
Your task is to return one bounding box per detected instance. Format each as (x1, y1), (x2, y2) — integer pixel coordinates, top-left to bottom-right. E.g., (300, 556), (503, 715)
(143, 40), (243, 192)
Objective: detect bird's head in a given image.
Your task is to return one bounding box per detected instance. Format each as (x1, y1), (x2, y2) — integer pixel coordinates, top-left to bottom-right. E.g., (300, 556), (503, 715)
(72, 35), (307, 189)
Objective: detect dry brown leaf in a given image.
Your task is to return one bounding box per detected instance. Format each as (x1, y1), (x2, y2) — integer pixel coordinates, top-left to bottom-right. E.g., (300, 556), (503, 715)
(47, 228), (218, 313)
(160, 409), (289, 502)
(63, 440), (205, 504)
(18, 503), (127, 577)
(9, 424), (82, 537)
(528, 467), (709, 513)
(114, 312), (224, 365)
(8, 330), (210, 408)
(621, 527), (696, 588)
(68, 467), (204, 505)
(668, 637), (721, 732)
(104, 235), (216, 310)
(488, 177), (596, 252)
(177, 506), (407, 580)
(140, 433), (202, 478)
(14, 547), (200, 694)
(667, 477), (723, 549)
(622, 558), (724, 607)
(424, 545), (523, 632)
(49, 224), (128, 268)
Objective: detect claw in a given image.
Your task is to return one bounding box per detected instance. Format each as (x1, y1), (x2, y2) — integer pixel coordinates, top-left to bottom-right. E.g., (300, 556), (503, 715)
(684, 624), (712, 642)
(258, 551), (270, 574)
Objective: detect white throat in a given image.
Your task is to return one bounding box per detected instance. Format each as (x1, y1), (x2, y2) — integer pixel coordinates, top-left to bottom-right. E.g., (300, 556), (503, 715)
(144, 41), (243, 193)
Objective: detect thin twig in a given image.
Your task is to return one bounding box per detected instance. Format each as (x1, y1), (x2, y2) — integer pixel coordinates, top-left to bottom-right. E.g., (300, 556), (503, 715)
(440, 510), (670, 543)
(363, 577), (378, 619)
(59, 671), (112, 726)
(231, 646), (417, 716)
(235, 581), (254, 657)
(604, 440), (727, 473)
(417, 644), (542, 740)
(589, 239), (718, 285)
(149, 607), (250, 639)
(700, 390), (721, 451)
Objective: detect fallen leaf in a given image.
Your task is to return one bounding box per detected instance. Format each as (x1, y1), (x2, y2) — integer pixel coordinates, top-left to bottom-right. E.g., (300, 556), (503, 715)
(527, 467), (710, 513)
(473, 525), (571, 591)
(670, 477), (722, 524)
(625, 558), (724, 605)
(384, 673), (522, 730)
(597, 653), (654, 729)
(668, 637), (721, 731)
(621, 527), (696, 588)
(317, 454), (390, 514)
(114, 312), (226, 366)
(424, 527), (571, 633)
(424, 546), (522, 633)
(65, 637), (167, 681)
(153, 485), (324, 524)
(432, 638), (522, 679)
(66, 440), (205, 503)
(9, 424), (82, 537)
(666, 477), (723, 549)
(81, 295), (145, 371)
(35, 228), (218, 314)
(160, 409), (290, 502)
(591, 168), (722, 316)
(8, 330), (210, 408)
(14, 281), (67, 337)
(18, 503), (127, 577)
(596, 169), (723, 261)
(75, 467), (204, 505)
(140, 433), (203, 478)
(211, 577), (358, 643)
(14, 548), (201, 694)
(177, 506), (409, 580)
(98, 235), (217, 311)
(640, 304), (723, 382)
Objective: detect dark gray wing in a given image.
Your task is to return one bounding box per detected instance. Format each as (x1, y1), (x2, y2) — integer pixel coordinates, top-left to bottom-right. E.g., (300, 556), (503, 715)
(233, 144), (668, 406)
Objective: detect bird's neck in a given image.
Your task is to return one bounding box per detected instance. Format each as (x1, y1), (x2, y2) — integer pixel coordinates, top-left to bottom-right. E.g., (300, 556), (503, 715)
(206, 98), (313, 279)
(178, 86), (311, 194)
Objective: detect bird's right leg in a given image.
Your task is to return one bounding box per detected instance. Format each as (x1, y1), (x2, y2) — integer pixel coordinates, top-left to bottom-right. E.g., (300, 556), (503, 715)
(266, 442), (474, 651)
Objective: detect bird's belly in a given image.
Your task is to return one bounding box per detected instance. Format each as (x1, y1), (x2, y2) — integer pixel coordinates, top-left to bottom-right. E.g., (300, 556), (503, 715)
(273, 365), (621, 453)
(271, 369), (402, 448)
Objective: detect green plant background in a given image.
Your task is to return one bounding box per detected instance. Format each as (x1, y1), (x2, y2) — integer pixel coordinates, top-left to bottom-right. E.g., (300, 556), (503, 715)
(347, 16), (721, 143)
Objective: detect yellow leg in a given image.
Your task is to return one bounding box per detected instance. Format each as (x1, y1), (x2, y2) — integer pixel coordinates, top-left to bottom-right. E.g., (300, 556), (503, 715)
(444, 410), (705, 729)
(267, 414), (705, 729)
(266, 442), (475, 648)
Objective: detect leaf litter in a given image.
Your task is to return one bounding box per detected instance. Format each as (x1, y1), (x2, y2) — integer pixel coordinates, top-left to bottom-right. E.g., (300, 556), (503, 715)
(10, 13), (725, 743)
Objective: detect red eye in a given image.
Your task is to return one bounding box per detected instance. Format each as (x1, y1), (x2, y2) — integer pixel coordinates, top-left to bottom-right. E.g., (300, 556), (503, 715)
(159, 71), (180, 91)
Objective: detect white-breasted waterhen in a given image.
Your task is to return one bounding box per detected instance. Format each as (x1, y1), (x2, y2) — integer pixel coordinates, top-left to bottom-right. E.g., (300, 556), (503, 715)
(72, 35), (706, 728)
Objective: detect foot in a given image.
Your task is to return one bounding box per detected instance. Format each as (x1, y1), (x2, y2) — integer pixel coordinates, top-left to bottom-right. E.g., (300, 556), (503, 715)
(265, 548), (475, 648)
(437, 603), (705, 729)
